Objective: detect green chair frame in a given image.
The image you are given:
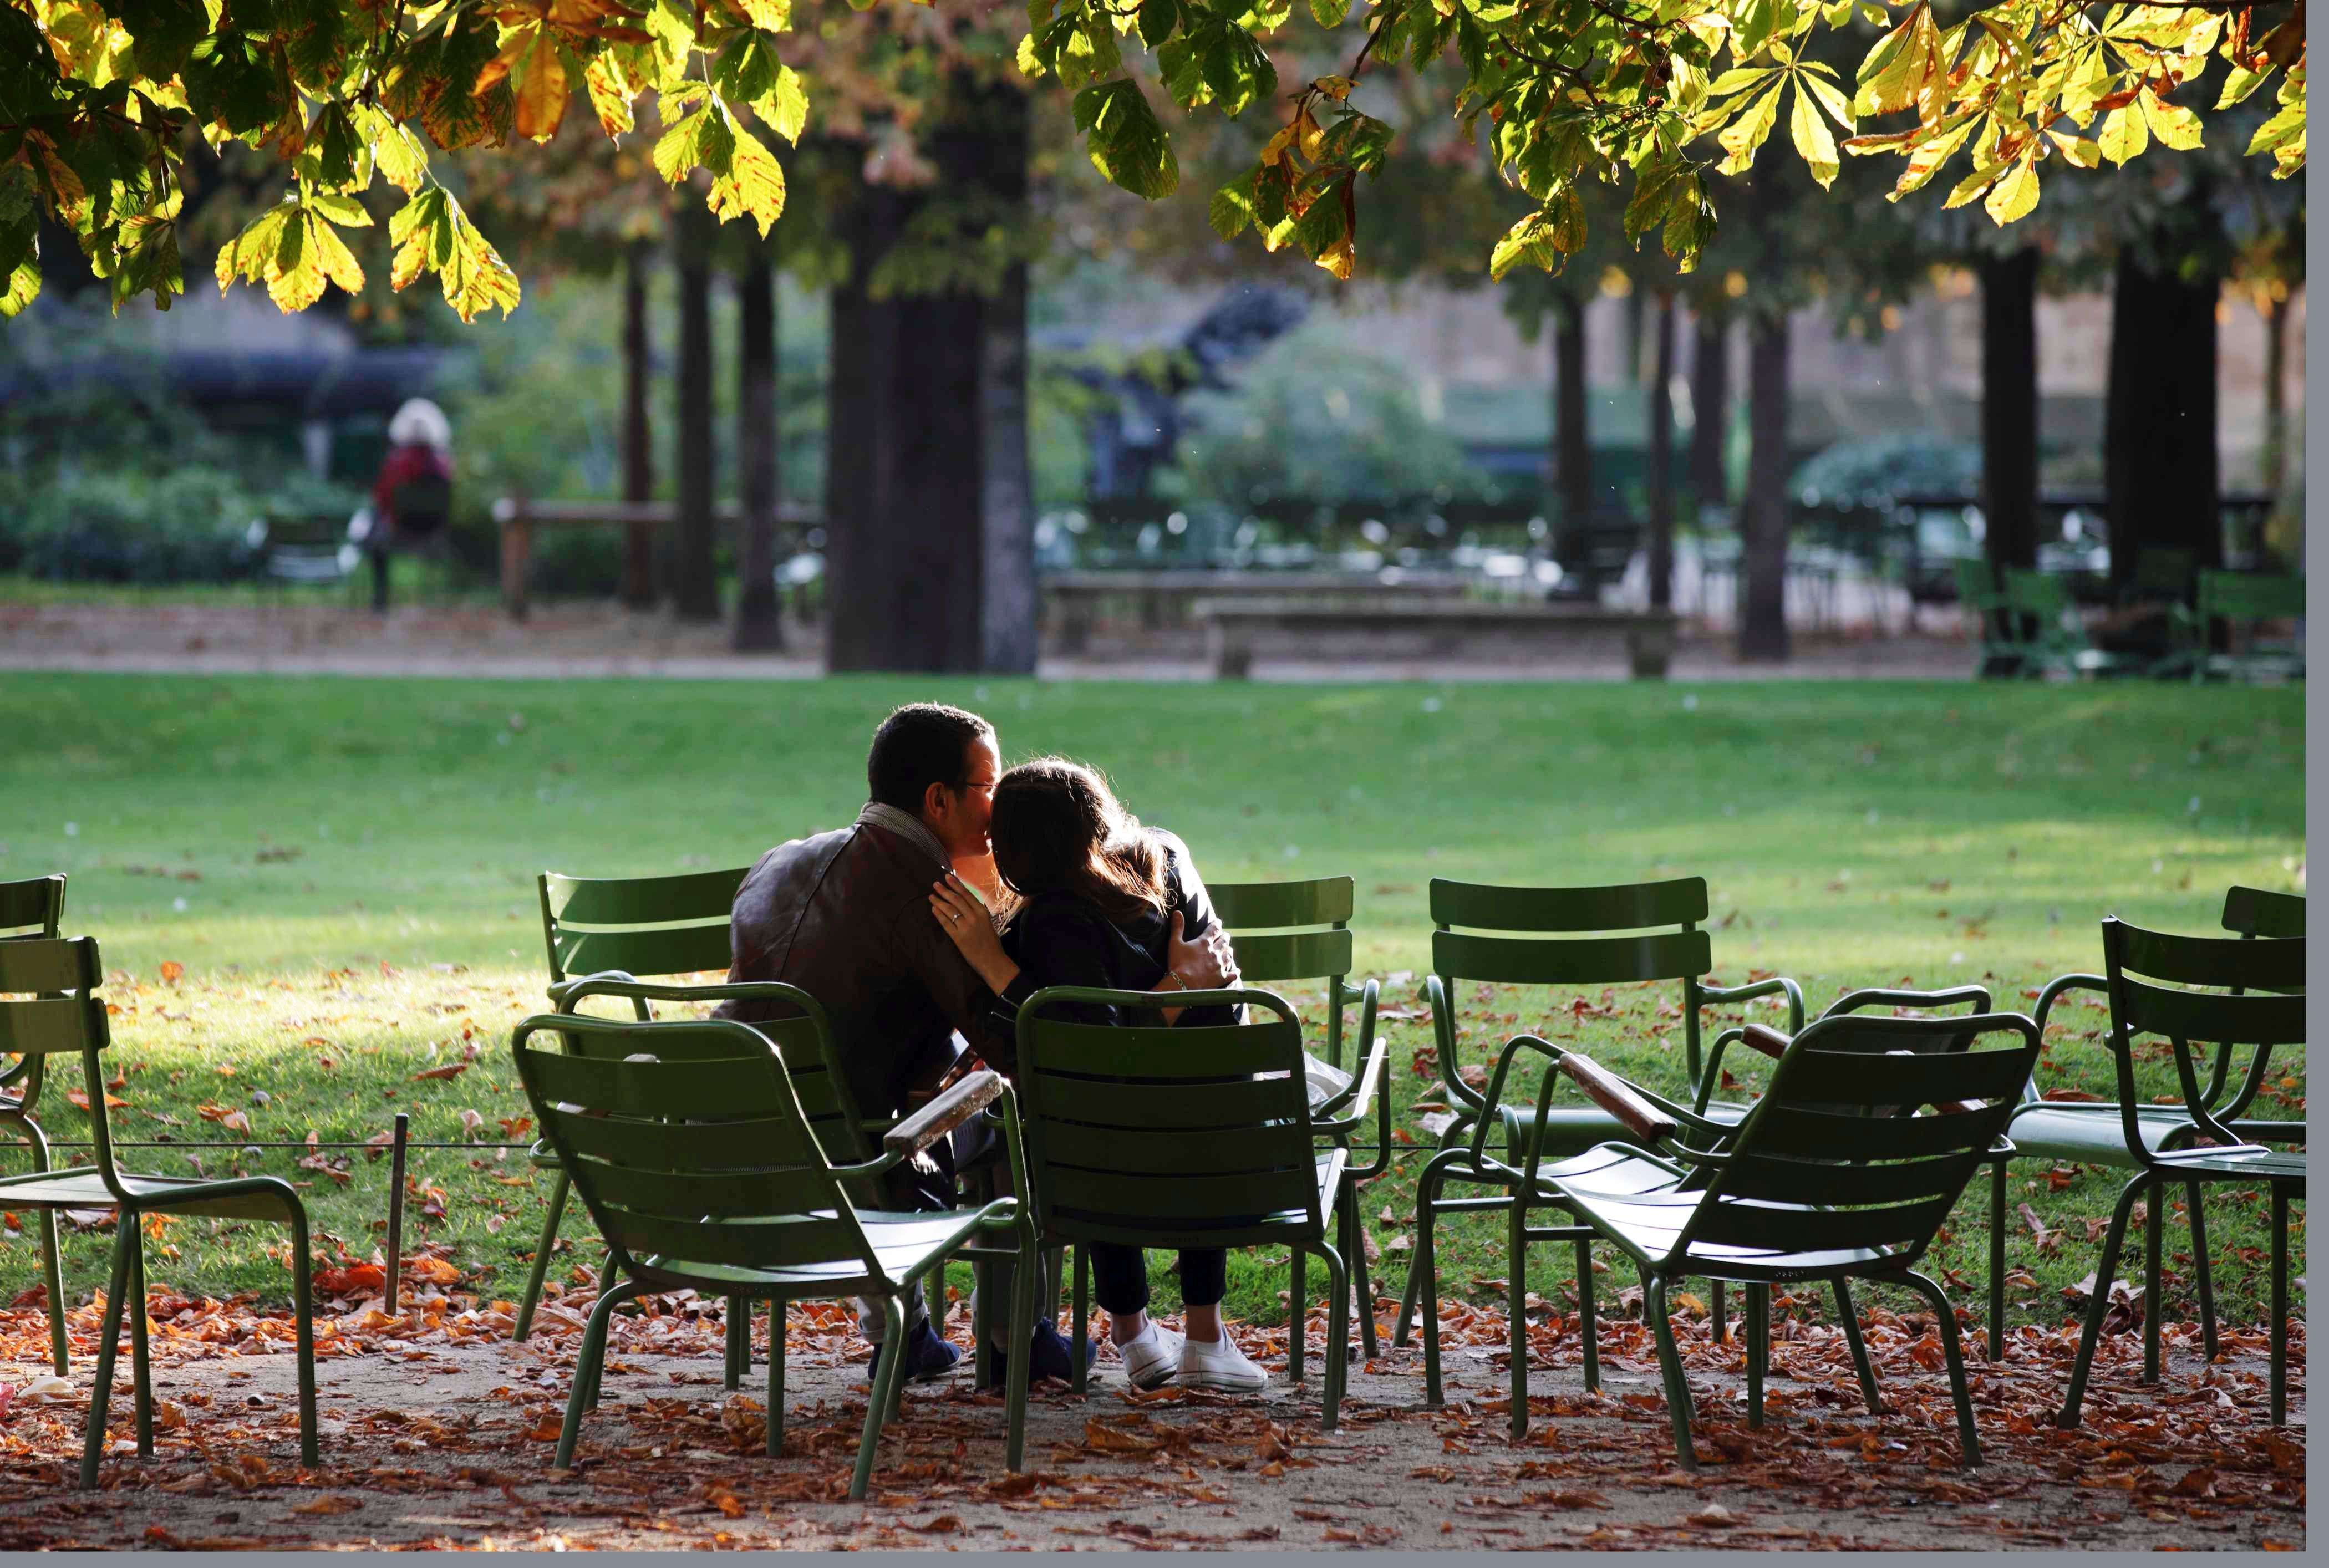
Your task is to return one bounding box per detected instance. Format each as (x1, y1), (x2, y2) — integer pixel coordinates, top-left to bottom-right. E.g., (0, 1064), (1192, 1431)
(1391, 875), (1803, 1404)
(1952, 558), (2028, 678)
(0, 874), (72, 1374)
(1011, 984), (1378, 1430)
(2057, 918), (2305, 1428)
(1529, 1010), (2041, 1470)
(1987, 886), (2305, 1365)
(0, 937), (319, 1489)
(515, 867), (753, 1351)
(2183, 569), (2305, 684)
(1208, 875), (1390, 1358)
(2002, 568), (2140, 680)
(514, 1012), (1038, 1498)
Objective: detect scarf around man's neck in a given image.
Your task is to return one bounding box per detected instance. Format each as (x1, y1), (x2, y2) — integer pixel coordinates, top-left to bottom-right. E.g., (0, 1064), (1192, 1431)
(857, 801), (949, 868)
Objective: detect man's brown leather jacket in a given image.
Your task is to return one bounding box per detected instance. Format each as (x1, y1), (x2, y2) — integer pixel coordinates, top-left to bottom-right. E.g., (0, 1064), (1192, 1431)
(715, 808), (1033, 1122)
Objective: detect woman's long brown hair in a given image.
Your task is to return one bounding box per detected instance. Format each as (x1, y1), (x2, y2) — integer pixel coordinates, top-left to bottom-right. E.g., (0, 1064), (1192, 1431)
(989, 758), (1167, 923)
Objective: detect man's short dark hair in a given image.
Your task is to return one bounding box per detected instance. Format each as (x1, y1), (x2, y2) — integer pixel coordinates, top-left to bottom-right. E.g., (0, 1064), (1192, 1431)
(867, 704), (995, 812)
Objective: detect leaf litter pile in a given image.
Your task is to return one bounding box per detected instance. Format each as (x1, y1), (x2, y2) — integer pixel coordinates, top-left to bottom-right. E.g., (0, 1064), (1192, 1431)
(0, 1266), (2301, 1550)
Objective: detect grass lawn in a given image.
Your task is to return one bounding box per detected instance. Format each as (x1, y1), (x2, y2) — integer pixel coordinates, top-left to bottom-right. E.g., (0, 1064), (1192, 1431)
(0, 671), (2303, 1342)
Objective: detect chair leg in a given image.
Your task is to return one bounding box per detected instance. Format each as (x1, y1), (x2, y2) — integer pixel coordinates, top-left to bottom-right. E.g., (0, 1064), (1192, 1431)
(852, 1296), (908, 1501)
(1833, 1278), (1882, 1414)
(1315, 1239), (1349, 1433)
(79, 1222), (135, 1490)
(1346, 1188), (1379, 1361)
(1569, 1230), (1598, 1394)
(1743, 1283), (1766, 1429)
(284, 1199), (319, 1468)
(1289, 1245), (1308, 1386)
(513, 1171), (571, 1343)
(1641, 1271), (1697, 1472)
(1987, 1158), (2008, 1361)
(1071, 1245), (1090, 1397)
(1508, 1192), (1529, 1442)
(724, 1296), (747, 1391)
(1005, 1232), (1037, 1473)
(1901, 1270), (1980, 1468)
(555, 1277), (644, 1471)
(2185, 1180), (2219, 1363)
(128, 1237), (152, 1457)
(1392, 1124), (1467, 1348)
(18, 1119), (67, 1374)
(1413, 1151), (1457, 1405)
(1711, 1280), (1726, 1346)
(766, 1300), (786, 1458)
(2270, 1182), (2289, 1426)
(2058, 1172), (2148, 1430)
(2142, 1175), (2164, 1384)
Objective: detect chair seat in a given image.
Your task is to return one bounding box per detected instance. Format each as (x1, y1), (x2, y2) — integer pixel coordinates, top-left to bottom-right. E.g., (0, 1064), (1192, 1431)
(1547, 1147), (1901, 1282)
(0, 1168), (293, 1221)
(2006, 1102), (2216, 1163)
(2147, 1145), (2307, 1183)
(637, 1206), (1013, 1296)
(1501, 1100), (1747, 1165)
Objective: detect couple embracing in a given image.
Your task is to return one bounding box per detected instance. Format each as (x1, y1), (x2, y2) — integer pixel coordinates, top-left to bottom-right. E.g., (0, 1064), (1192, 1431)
(715, 702), (1269, 1397)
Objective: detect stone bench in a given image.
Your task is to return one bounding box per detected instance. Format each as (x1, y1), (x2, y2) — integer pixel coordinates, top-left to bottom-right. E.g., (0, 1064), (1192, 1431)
(1195, 598), (1679, 679)
(1041, 570), (1471, 653)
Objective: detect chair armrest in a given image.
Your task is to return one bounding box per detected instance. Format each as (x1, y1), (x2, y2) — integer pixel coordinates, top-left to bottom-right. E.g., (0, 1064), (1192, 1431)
(1739, 1022), (1791, 1060)
(883, 1071), (1004, 1161)
(1821, 984), (1992, 1017)
(1557, 1051), (1678, 1147)
(1701, 974), (1804, 1034)
(557, 975), (810, 1011)
(2030, 973), (2108, 1034)
(1315, 979), (1382, 1119)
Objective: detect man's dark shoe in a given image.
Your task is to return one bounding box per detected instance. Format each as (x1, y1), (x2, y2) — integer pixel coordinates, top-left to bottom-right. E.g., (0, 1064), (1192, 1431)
(990, 1320), (1098, 1388)
(867, 1321), (962, 1386)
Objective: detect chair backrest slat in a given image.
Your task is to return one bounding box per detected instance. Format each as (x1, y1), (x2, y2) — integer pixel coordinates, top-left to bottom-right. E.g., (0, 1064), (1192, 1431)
(2198, 569), (2304, 621)
(2113, 923), (2303, 993)
(603, 1213), (865, 1272)
(1225, 930), (1354, 985)
(0, 997), (104, 1056)
(538, 867), (750, 985)
(1766, 1040), (2032, 1112)
(1210, 877), (1354, 930)
(563, 1151), (837, 1219)
(546, 1107), (821, 1171)
(1433, 929), (1710, 986)
(1713, 1148), (1985, 1208)
(2119, 977), (2305, 1046)
(1747, 1103), (1999, 1160)
(1431, 876), (1706, 933)
(1016, 987), (1321, 1244)
(0, 875), (64, 936)
(2222, 886), (2305, 941)
(0, 938), (101, 995)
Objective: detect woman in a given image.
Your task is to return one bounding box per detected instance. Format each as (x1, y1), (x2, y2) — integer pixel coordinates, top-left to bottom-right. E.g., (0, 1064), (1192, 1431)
(929, 757), (1265, 1394)
(363, 398), (454, 613)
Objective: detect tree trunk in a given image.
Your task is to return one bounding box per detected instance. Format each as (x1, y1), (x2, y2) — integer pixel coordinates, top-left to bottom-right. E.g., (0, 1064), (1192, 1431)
(1551, 292), (1591, 528)
(1980, 246), (2041, 574)
(2262, 290), (2290, 501)
(1739, 308), (1792, 661)
(670, 198), (720, 623)
(2104, 240), (2221, 594)
(1645, 291), (1676, 609)
(825, 75), (1033, 673)
(1689, 308), (1730, 509)
(733, 245), (782, 651)
(619, 245), (655, 608)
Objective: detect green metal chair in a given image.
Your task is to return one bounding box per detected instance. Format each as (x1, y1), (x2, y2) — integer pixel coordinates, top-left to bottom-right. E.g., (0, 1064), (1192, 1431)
(516, 867), (752, 1350)
(513, 1012), (1038, 1497)
(0, 874), (72, 1374)
(2184, 569), (2305, 684)
(1987, 886), (2304, 1365)
(2058, 918), (2305, 1428)
(1208, 875), (1389, 1357)
(1531, 1009), (2041, 1470)
(1391, 875), (1803, 1404)
(0, 938), (319, 1489)
(2002, 568), (2139, 679)
(1952, 557), (2027, 678)
(1013, 984), (1372, 1430)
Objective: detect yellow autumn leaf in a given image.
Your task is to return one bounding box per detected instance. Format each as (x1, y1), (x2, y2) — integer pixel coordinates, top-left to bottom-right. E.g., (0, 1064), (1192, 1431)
(1718, 82), (1783, 172)
(1789, 78), (1839, 186)
(706, 128), (786, 236)
(1982, 148), (2038, 223)
(2137, 86), (2204, 150)
(2097, 103), (2148, 164)
(307, 211), (365, 294)
(584, 52), (637, 136)
(511, 31), (571, 142)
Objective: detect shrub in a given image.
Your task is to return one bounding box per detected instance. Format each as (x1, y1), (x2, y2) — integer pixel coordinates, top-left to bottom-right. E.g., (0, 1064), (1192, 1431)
(13, 466), (262, 583)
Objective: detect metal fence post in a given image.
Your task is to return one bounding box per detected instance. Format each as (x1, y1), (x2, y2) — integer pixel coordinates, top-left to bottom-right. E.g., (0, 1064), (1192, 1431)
(384, 1112), (410, 1315)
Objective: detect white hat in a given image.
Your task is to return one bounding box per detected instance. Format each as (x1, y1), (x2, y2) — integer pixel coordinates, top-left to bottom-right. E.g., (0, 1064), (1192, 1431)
(387, 398), (451, 452)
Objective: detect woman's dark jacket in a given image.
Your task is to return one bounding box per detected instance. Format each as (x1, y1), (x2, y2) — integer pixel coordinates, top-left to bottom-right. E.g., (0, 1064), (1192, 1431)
(1002, 831), (1240, 1030)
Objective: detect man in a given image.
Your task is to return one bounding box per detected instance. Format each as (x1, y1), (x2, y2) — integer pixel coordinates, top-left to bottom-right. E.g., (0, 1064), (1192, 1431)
(718, 702), (1236, 1383)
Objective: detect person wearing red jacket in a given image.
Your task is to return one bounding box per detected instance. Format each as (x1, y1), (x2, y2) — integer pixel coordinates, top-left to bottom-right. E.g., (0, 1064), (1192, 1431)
(364, 399), (454, 613)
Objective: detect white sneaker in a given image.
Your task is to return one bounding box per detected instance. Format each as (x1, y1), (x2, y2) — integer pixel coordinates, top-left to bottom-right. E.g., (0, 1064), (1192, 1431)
(1117, 1322), (1182, 1391)
(1176, 1332), (1269, 1393)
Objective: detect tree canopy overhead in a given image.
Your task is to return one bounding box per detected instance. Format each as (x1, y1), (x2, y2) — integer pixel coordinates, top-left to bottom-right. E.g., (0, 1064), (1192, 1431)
(2, 0), (2306, 319)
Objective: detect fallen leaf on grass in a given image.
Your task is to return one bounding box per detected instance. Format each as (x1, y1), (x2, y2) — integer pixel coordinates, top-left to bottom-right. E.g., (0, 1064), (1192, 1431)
(291, 1495), (364, 1515)
(160, 961), (184, 983)
(413, 1063), (469, 1082)
(65, 1088), (130, 1111)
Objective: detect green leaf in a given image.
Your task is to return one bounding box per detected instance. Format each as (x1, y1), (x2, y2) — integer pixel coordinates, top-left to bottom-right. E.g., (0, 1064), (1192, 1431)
(2246, 96), (2304, 157)
(308, 101), (364, 190)
(2217, 64), (2270, 109)
(308, 190), (372, 227)
(713, 32), (783, 113)
(1073, 78), (1179, 198)
(1717, 83), (1782, 172)
(766, 65), (808, 144)
(1137, 0), (1178, 46)
(1486, 189), (1584, 280)
(1195, 22), (1276, 118)
(2, 253), (40, 319)
(389, 182), (519, 321)
(1310, 0), (1350, 24)
(1209, 174), (1255, 238)
(118, 0), (209, 82)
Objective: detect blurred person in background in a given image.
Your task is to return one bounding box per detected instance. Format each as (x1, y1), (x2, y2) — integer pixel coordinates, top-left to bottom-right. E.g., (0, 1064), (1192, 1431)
(359, 398), (455, 613)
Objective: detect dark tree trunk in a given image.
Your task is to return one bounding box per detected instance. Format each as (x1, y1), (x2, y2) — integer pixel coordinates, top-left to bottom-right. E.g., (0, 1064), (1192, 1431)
(2104, 241), (2221, 594)
(1689, 308), (1730, 508)
(670, 198), (720, 622)
(733, 246), (783, 651)
(1739, 308), (1792, 661)
(825, 75), (1033, 673)
(1645, 291), (1676, 609)
(2262, 291), (2290, 501)
(1980, 246), (2041, 574)
(619, 245), (655, 608)
(1551, 292), (1591, 528)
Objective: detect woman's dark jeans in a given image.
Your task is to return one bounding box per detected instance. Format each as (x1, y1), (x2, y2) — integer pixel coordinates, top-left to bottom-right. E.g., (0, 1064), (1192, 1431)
(1089, 1243), (1227, 1314)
